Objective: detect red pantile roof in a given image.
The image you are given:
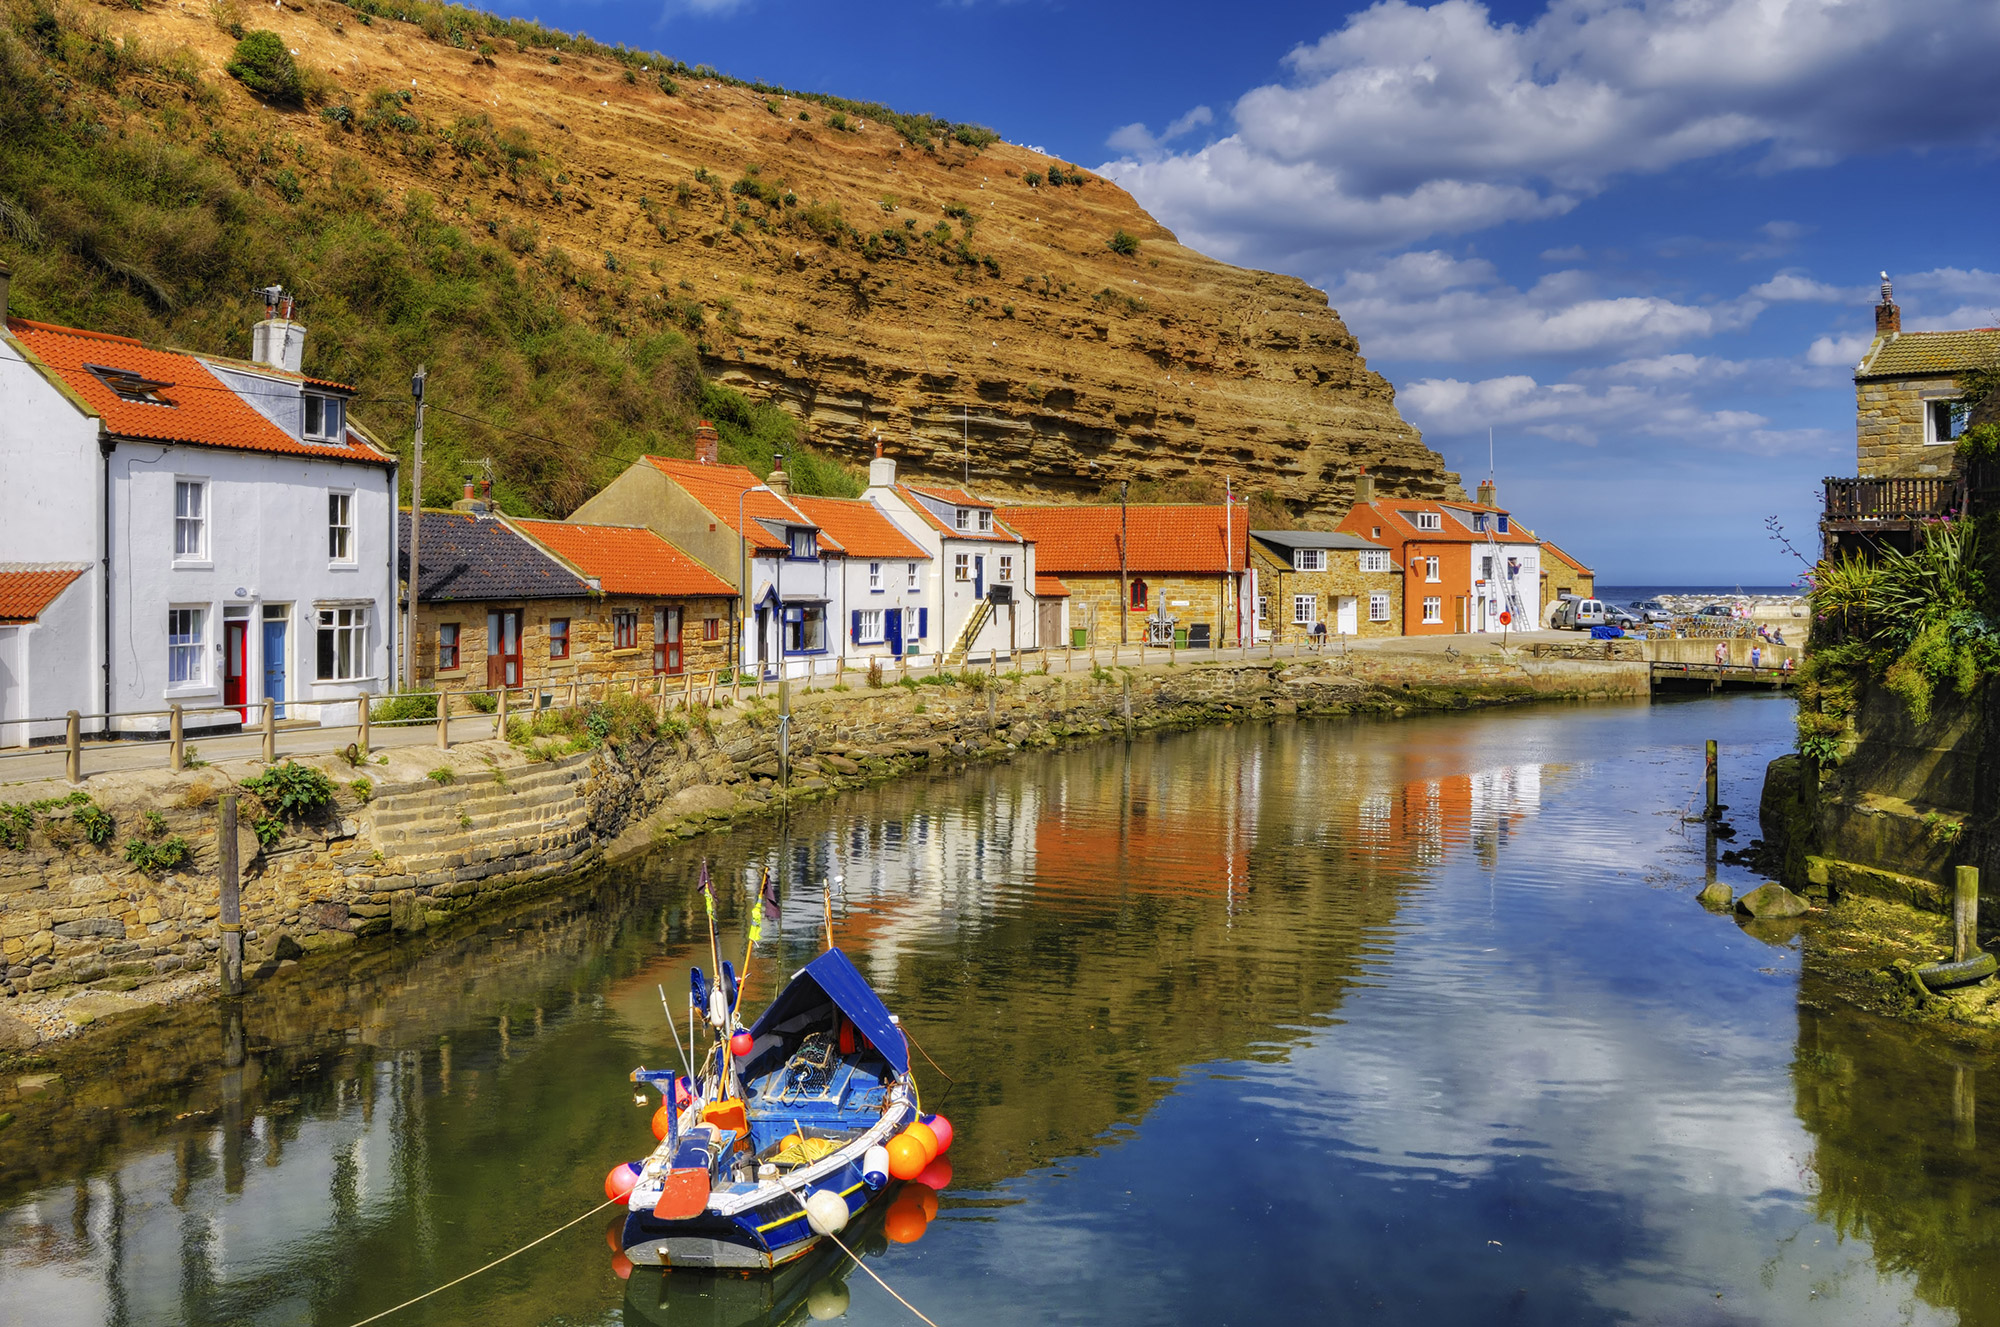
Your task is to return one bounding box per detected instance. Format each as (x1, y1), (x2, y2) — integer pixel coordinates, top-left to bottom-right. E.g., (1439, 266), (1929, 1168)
(1344, 499), (1537, 546)
(4, 319), (388, 464)
(1034, 573), (1070, 598)
(643, 457), (843, 552)
(1000, 504), (1244, 574)
(0, 566), (85, 623)
(512, 520), (736, 598)
(788, 497), (928, 560)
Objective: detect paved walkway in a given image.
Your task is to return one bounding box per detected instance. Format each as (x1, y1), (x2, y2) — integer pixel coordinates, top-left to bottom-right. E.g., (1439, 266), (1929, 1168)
(0, 631), (1576, 790)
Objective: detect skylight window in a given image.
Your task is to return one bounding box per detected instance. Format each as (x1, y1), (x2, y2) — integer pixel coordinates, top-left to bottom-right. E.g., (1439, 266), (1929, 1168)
(86, 364), (174, 405)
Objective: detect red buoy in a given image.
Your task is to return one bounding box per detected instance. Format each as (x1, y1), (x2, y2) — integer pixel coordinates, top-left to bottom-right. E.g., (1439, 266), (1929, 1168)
(915, 1156), (953, 1191)
(923, 1112), (954, 1155)
(605, 1161), (643, 1202)
(730, 1030), (754, 1058)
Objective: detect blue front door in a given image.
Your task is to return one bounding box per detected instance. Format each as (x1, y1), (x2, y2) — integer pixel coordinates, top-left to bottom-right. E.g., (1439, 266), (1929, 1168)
(262, 619), (287, 719)
(885, 608), (903, 655)
(973, 556), (984, 599)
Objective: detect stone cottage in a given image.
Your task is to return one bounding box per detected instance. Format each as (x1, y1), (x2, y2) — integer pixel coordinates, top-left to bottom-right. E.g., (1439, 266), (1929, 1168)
(1246, 531), (1402, 642)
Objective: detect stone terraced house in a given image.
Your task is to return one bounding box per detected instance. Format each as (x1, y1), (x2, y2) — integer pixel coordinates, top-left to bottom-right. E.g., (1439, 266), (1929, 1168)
(1246, 530), (1402, 642)
(999, 503), (1249, 649)
(1852, 275), (2000, 479)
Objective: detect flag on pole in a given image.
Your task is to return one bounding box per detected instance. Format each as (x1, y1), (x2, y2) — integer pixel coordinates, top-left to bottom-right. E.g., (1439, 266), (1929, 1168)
(699, 860), (715, 924)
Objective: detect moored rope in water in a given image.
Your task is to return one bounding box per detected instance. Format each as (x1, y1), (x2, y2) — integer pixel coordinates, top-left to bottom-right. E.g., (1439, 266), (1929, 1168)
(340, 1196), (622, 1327)
(901, 1021), (956, 1084)
(783, 1185), (945, 1327)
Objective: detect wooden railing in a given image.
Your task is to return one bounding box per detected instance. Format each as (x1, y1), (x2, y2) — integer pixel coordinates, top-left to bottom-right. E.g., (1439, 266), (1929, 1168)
(1822, 475), (1964, 524)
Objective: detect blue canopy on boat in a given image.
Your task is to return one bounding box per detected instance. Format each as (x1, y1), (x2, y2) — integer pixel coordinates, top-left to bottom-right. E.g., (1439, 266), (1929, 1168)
(748, 948), (908, 1076)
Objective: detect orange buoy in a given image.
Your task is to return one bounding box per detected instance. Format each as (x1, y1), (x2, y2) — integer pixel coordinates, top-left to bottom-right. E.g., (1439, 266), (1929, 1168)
(610, 1253), (634, 1280)
(886, 1133), (927, 1180)
(905, 1121), (940, 1164)
(779, 1132), (803, 1154)
(651, 1105), (674, 1141)
(915, 1156), (952, 1191)
(606, 1161), (643, 1202)
(884, 1189), (929, 1244)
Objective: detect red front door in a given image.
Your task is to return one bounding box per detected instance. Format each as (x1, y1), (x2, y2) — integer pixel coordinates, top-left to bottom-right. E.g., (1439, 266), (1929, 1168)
(655, 607), (683, 675)
(486, 610), (522, 687)
(223, 620), (249, 720)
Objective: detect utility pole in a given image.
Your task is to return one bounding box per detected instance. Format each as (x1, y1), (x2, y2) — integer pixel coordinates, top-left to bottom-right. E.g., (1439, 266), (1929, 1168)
(962, 406), (970, 486)
(1119, 478), (1130, 646)
(403, 366), (427, 692)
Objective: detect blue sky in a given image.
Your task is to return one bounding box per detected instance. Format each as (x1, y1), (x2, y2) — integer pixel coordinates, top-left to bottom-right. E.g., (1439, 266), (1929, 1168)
(493, 0), (2000, 584)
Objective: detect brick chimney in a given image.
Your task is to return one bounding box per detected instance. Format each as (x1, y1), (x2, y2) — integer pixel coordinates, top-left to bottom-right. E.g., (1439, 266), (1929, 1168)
(452, 481), (486, 516)
(250, 286), (306, 373)
(1354, 469), (1375, 503)
(1476, 478), (1497, 507)
(766, 453), (790, 498)
(1876, 272), (1900, 336)
(694, 419), (720, 465)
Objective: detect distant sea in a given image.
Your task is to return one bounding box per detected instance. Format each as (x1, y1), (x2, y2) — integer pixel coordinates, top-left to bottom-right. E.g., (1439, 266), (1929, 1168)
(1596, 584), (1805, 605)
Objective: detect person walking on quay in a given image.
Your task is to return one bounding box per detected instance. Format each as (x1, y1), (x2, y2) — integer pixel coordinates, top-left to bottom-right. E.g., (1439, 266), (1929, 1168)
(1312, 619), (1328, 651)
(1714, 641), (1727, 666)
(1751, 644), (1762, 670)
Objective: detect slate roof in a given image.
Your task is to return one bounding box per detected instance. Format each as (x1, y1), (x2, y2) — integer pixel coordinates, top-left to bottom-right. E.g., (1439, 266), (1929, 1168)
(1857, 328), (2000, 381)
(5, 318), (389, 465)
(1249, 530), (1385, 551)
(513, 520), (735, 598)
(907, 484), (994, 510)
(643, 457), (841, 552)
(1000, 504), (1243, 574)
(0, 565), (87, 623)
(787, 497), (929, 560)
(398, 511), (590, 603)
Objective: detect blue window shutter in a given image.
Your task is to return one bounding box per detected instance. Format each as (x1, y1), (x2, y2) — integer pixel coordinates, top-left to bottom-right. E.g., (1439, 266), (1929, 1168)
(918, 608), (928, 638)
(851, 610), (861, 643)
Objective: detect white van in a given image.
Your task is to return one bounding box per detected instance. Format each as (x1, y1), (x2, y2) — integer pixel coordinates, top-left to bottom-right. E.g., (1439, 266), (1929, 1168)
(1552, 597), (1607, 630)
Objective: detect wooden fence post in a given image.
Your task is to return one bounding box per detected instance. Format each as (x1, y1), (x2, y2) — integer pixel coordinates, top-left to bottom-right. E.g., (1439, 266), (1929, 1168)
(1955, 865), (1980, 963)
(169, 703), (184, 773)
(261, 700), (276, 765)
(65, 710), (81, 785)
(497, 686), (509, 739)
(358, 698), (371, 759)
(437, 690), (450, 750)
(218, 791), (243, 996)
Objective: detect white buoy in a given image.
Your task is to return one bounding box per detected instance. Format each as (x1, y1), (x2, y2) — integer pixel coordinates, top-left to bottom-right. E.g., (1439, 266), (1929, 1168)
(862, 1144), (890, 1188)
(804, 1188), (849, 1235)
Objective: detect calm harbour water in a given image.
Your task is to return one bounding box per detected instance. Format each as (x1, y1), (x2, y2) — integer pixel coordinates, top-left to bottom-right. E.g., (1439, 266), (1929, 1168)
(2, 694), (1995, 1326)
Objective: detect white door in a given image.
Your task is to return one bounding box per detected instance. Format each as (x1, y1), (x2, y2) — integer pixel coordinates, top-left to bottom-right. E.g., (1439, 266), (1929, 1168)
(1336, 597), (1358, 635)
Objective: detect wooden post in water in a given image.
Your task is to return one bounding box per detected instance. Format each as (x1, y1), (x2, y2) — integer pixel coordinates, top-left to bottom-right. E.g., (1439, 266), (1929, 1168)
(169, 703), (184, 773)
(65, 710), (81, 784)
(778, 671), (792, 788)
(218, 792), (243, 995)
(1705, 739), (1718, 820)
(1121, 672), (1132, 739)
(1955, 865), (1980, 963)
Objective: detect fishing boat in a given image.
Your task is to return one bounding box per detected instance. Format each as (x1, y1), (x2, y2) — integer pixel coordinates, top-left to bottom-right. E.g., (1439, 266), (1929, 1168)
(611, 947), (938, 1271)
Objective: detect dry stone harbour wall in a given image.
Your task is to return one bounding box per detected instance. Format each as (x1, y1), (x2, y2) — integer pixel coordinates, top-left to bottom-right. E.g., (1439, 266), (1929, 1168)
(0, 652), (1646, 1046)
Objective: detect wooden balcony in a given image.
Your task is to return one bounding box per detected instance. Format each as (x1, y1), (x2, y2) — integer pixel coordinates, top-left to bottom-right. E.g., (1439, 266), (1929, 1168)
(1821, 475), (1964, 531)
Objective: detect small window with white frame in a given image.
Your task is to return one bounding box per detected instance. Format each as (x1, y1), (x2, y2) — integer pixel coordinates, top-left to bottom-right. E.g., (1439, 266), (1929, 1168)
(1369, 592), (1391, 622)
(1422, 596), (1443, 624)
(316, 606), (367, 681)
(1360, 549), (1390, 573)
(1293, 594), (1316, 625)
(303, 393), (346, 443)
(167, 606), (205, 686)
(906, 561), (920, 591)
(855, 608), (884, 644)
(954, 552), (971, 581)
(954, 508), (971, 531)
(1927, 399), (1969, 446)
(1293, 548), (1325, 572)
(998, 554), (1013, 581)
(977, 510), (993, 533)
(328, 491), (355, 564)
(1414, 512), (1442, 532)
(1256, 595), (1268, 622)
(1424, 556), (1441, 582)
(174, 479), (207, 562)
(868, 561), (883, 592)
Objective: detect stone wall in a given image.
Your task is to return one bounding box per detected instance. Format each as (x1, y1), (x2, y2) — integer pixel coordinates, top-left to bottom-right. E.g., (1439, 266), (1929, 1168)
(0, 648), (1649, 1042)
(1856, 374), (1958, 478)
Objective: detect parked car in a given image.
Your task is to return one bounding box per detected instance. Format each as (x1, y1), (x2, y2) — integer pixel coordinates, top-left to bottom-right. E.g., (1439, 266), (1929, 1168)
(1604, 605), (1640, 628)
(1696, 604), (1735, 619)
(1630, 598), (1673, 623)
(1552, 597), (1607, 630)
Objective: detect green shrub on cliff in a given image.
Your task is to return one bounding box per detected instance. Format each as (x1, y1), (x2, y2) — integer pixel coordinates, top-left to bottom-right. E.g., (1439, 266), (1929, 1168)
(242, 761), (336, 820)
(225, 31), (316, 105)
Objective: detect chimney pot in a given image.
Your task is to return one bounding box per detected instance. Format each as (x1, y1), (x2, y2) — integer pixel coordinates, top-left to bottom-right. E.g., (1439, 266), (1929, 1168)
(1476, 478), (1497, 507)
(1876, 272), (1901, 336)
(694, 420), (720, 465)
(766, 465), (790, 498)
(250, 288), (306, 373)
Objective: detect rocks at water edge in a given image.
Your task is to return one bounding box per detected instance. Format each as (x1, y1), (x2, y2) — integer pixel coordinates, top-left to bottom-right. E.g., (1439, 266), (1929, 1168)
(1696, 881), (1734, 911)
(1735, 883), (1810, 919)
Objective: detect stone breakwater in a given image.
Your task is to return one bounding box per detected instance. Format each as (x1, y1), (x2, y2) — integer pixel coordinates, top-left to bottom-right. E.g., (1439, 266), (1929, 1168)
(0, 649), (1647, 1051)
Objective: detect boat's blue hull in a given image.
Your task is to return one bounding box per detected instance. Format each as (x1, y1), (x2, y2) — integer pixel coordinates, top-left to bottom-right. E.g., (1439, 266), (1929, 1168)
(620, 1151), (893, 1270)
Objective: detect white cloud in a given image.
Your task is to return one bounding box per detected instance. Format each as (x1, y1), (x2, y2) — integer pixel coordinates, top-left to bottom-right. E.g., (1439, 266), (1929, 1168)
(1750, 272), (1866, 303)
(1328, 250), (1759, 360)
(1104, 104), (1215, 158)
(1806, 333), (1870, 368)
(1104, 0), (2000, 264)
(1401, 372), (1836, 456)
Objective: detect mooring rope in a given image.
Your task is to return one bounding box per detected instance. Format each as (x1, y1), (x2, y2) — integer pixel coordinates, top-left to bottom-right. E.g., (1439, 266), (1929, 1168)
(902, 1021), (956, 1084)
(340, 1195), (622, 1327)
(783, 1184), (945, 1327)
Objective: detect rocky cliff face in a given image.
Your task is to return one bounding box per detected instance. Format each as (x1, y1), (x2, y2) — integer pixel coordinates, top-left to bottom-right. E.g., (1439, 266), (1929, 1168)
(57, 4), (1460, 515)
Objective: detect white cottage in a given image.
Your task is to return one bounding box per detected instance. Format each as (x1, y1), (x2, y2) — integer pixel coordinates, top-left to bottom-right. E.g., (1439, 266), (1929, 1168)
(862, 453), (1037, 663)
(788, 495), (934, 664)
(0, 277), (399, 741)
